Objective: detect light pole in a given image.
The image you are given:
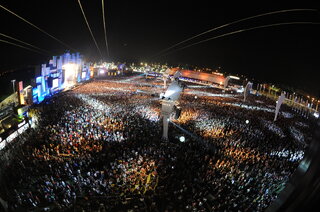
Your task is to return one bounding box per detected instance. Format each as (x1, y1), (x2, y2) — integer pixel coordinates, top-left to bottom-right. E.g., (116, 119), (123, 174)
(11, 79), (16, 93)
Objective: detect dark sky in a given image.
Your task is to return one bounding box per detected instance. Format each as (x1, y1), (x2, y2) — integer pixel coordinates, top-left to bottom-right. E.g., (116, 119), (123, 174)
(0, 0), (319, 95)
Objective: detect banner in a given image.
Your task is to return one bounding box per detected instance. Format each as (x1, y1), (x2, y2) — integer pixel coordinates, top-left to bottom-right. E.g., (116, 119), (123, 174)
(274, 93), (286, 121)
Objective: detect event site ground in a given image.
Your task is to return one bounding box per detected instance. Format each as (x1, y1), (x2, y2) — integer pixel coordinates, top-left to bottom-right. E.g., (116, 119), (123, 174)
(0, 74), (316, 212)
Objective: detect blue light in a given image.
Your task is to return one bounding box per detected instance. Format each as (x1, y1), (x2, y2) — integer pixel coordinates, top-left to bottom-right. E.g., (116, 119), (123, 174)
(36, 76), (42, 84)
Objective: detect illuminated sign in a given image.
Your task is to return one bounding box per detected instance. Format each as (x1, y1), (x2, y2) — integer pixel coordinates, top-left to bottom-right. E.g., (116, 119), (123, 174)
(18, 81), (25, 105)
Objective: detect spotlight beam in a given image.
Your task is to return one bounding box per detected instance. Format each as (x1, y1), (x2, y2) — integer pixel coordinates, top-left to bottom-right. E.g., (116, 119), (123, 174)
(78, 0), (103, 59)
(0, 32), (53, 55)
(102, 0), (110, 58)
(0, 4), (76, 52)
(0, 38), (47, 55)
(156, 22), (320, 58)
(150, 9), (317, 58)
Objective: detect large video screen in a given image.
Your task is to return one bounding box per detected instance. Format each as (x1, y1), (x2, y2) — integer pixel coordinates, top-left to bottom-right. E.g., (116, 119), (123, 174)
(52, 78), (59, 88)
(82, 72), (87, 79)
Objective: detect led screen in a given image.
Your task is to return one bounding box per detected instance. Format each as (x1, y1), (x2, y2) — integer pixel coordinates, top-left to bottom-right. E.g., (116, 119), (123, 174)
(82, 72), (86, 79)
(52, 78), (59, 88)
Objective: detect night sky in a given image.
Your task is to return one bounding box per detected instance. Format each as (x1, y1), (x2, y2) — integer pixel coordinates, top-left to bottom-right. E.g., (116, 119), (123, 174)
(0, 0), (319, 96)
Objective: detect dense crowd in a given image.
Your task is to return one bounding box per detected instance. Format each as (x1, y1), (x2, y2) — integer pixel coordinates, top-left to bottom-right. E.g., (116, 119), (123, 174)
(0, 77), (316, 211)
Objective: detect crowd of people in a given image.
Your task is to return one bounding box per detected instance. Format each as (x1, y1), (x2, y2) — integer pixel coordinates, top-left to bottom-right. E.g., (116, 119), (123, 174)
(0, 76), (317, 211)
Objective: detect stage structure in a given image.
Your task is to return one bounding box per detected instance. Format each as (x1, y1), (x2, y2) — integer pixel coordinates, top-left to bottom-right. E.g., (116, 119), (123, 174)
(32, 52), (90, 103)
(243, 82), (253, 102)
(161, 71), (184, 140)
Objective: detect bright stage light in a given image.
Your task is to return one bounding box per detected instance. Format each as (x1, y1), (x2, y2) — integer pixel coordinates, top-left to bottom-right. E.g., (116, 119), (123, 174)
(230, 76), (240, 80)
(163, 81), (183, 101)
(63, 63), (78, 88)
(82, 72), (87, 79)
(164, 90), (175, 98)
(179, 136), (185, 142)
(63, 63), (78, 73)
(236, 87), (244, 93)
(52, 78), (59, 88)
(245, 120), (249, 124)
(314, 112), (319, 118)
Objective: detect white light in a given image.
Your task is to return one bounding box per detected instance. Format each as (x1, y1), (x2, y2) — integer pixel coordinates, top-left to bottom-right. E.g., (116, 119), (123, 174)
(164, 90), (175, 98)
(99, 69), (105, 74)
(195, 96), (198, 99)
(52, 78), (59, 88)
(167, 118), (170, 122)
(0, 140), (4, 150)
(179, 136), (185, 142)
(3, 124), (29, 148)
(63, 63), (78, 87)
(237, 88), (244, 93)
(63, 63), (78, 70)
(82, 72), (87, 79)
(245, 120), (249, 124)
(229, 76), (240, 80)
(212, 72), (224, 76)
(314, 112), (319, 118)
(18, 120), (26, 128)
